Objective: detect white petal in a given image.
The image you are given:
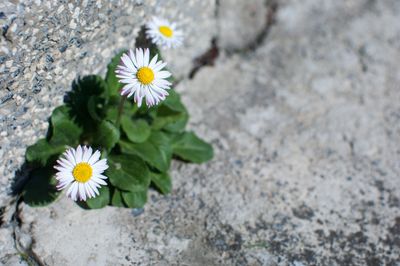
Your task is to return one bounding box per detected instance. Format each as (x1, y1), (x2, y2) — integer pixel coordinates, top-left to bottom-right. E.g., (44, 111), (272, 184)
(56, 171), (72, 179)
(90, 180), (101, 188)
(148, 54), (158, 68)
(96, 174), (108, 180)
(93, 158), (108, 169)
(136, 96), (143, 107)
(66, 182), (74, 196)
(143, 48), (150, 66)
(119, 78), (138, 84)
(153, 62), (167, 72)
(57, 178), (72, 190)
(116, 64), (133, 73)
(67, 182), (79, 201)
(121, 53), (136, 71)
(127, 87), (137, 98)
(116, 69), (135, 77)
(129, 49), (139, 68)
(135, 87), (144, 106)
(136, 85), (143, 99)
(121, 85), (134, 96)
(88, 150), (101, 165)
(65, 149), (76, 165)
(54, 165), (69, 173)
(59, 174), (74, 182)
(145, 90), (155, 106)
(136, 48), (144, 66)
(57, 182), (68, 190)
(58, 158), (74, 169)
(76, 145), (83, 163)
(82, 146), (92, 162)
(149, 84), (168, 98)
(156, 71), (172, 79)
(88, 181), (100, 195)
(92, 176), (107, 186)
(153, 78), (171, 88)
(84, 183), (95, 198)
(93, 163), (108, 174)
(78, 183), (86, 201)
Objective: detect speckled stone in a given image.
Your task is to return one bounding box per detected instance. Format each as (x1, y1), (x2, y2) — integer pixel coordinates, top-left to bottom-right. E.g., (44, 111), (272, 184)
(2, 0), (400, 265)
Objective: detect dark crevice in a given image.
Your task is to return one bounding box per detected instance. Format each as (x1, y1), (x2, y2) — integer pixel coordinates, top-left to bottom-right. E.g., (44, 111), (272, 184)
(2, 24), (12, 43)
(188, 0), (221, 79)
(0, 205), (5, 226)
(1, 16), (15, 43)
(226, 0), (279, 56)
(189, 38), (219, 79)
(357, 45), (368, 73)
(342, 134), (355, 157)
(10, 196), (45, 266)
(0, 91), (14, 106)
(188, 0), (279, 79)
(214, 0), (221, 18)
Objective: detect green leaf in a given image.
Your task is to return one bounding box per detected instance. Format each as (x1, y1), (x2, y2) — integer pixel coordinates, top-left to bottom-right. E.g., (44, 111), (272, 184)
(163, 90), (186, 112)
(105, 96), (137, 121)
(152, 110), (188, 132)
(107, 154), (150, 192)
(85, 186), (110, 209)
(122, 190), (147, 208)
(162, 113), (189, 132)
(23, 166), (59, 207)
(172, 132), (213, 163)
(150, 172), (172, 195)
(152, 90), (188, 132)
(93, 120), (120, 150)
(119, 131), (172, 172)
(50, 106), (82, 146)
(26, 139), (66, 166)
(87, 96), (106, 122)
(67, 75), (108, 131)
(105, 51), (126, 97)
(121, 116), (151, 143)
(111, 189), (126, 207)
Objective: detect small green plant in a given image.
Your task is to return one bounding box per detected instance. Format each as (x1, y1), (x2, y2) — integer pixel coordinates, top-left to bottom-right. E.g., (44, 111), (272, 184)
(22, 26), (213, 209)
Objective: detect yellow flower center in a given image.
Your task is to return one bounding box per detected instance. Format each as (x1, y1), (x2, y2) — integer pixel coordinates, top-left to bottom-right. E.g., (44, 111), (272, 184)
(159, 26), (173, 38)
(136, 67), (155, 85)
(72, 163), (93, 183)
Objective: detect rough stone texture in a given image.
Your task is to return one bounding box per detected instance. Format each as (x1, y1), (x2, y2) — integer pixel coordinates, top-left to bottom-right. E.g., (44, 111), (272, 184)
(2, 0), (400, 265)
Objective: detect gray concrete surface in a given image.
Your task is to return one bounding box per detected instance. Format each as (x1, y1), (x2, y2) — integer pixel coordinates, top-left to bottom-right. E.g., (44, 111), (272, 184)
(1, 0), (400, 265)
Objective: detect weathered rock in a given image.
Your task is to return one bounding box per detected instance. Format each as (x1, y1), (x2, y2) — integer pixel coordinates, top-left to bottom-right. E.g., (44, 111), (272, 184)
(2, 0), (400, 265)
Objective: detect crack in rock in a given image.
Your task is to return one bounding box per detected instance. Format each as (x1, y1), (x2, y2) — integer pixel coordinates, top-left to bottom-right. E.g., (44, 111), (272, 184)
(189, 38), (219, 79)
(8, 197), (44, 266)
(188, 0), (279, 79)
(226, 0), (278, 55)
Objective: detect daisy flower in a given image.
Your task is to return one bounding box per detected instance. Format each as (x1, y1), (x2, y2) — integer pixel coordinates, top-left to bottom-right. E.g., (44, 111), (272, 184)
(54, 145), (108, 201)
(115, 48), (172, 107)
(146, 17), (183, 49)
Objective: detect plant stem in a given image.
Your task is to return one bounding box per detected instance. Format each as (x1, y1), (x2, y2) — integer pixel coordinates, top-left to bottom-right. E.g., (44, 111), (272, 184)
(116, 96), (126, 127)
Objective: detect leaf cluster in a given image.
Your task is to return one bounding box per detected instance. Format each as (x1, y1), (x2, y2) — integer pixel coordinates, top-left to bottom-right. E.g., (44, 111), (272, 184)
(23, 51), (213, 209)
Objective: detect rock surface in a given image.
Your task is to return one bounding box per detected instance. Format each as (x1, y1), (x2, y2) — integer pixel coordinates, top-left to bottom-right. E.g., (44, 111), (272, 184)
(2, 0), (400, 265)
